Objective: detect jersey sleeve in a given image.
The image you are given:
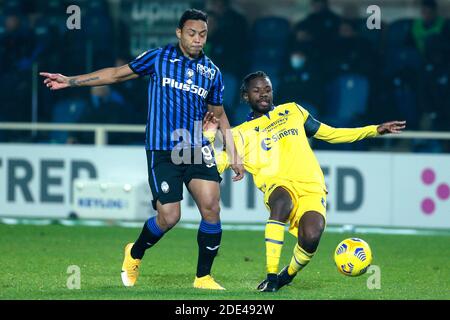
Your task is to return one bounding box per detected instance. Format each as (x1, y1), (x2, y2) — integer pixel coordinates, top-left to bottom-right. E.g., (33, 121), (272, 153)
(214, 149), (231, 174)
(295, 104), (379, 143)
(206, 69), (224, 106)
(313, 123), (379, 143)
(128, 48), (161, 76)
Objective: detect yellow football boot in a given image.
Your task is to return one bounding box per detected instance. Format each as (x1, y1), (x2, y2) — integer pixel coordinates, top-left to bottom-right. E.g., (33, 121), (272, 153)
(193, 275), (226, 290)
(121, 243), (141, 287)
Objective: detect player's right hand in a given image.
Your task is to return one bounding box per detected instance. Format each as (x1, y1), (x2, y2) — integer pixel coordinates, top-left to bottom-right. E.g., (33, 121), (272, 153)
(40, 72), (70, 90)
(202, 112), (219, 132)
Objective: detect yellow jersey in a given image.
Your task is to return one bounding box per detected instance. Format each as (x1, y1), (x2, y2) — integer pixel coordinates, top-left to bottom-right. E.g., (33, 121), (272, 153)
(211, 102), (379, 193)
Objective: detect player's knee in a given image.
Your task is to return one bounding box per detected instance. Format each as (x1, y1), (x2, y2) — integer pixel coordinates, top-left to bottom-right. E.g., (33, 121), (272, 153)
(199, 201), (221, 222)
(159, 212), (181, 229)
(304, 227), (323, 244)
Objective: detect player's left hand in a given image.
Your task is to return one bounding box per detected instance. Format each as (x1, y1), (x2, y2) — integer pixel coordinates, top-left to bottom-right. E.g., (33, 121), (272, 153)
(231, 162), (245, 182)
(377, 121), (406, 135)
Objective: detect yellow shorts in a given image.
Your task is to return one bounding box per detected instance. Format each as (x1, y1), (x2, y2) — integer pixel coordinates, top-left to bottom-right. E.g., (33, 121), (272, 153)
(263, 180), (327, 237)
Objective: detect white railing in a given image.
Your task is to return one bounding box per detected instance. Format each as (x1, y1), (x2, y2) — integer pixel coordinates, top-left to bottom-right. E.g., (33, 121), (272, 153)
(0, 122), (450, 146)
(0, 122), (144, 146)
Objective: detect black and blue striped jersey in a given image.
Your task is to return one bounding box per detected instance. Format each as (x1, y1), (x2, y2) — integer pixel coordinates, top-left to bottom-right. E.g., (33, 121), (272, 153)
(129, 43), (224, 151)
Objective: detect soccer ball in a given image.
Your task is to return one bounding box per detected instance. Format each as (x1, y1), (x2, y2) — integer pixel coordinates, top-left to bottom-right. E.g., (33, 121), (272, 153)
(334, 238), (372, 277)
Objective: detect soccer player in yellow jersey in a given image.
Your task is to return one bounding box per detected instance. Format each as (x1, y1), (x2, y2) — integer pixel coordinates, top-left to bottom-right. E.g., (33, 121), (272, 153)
(203, 71), (405, 292)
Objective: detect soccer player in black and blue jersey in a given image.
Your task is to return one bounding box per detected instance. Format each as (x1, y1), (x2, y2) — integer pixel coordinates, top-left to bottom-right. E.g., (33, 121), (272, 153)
(41, 9), (244, 290)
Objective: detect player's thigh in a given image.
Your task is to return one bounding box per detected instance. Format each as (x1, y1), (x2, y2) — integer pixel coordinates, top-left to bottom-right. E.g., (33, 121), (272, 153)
(266, 186), (295, 222)
(287, 192), (326, 237)
(186, 178), (221, 220)
(295, 194), (327, 239)
(264, 181), (298, 212)
(146, 150), (184, 210)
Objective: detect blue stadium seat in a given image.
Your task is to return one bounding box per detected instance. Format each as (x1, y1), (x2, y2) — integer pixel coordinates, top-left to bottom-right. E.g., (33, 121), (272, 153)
(222, 72), (239, 108)
(296, 101), (319, 119)
(231, 102), (251, 126)
(251, 16), (291, 46)
(31, 21), (55, 59)
(250, 48), (285, 79)
(386, 18), (414, 48)
(50, 99), (88, 143)
(384, 47), (423, 76)
(325, 74), (369, 127)
(3, 0), (22, 12)
(392, 77), (417, 124)
(354, 18), (383, 49)
(87, 0), (109, 13)
(383, 75), (420, 130)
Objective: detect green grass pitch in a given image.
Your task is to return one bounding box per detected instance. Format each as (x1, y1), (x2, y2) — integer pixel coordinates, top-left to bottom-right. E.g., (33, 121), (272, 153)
(0, 224), (449, 300)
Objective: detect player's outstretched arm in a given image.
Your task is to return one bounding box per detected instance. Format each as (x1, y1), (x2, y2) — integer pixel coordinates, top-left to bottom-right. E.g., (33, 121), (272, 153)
(202, 112), (231, 175)
(208, 105), (245, 181)
(40, 64), (138, 90)
(312, 120), (406, 144)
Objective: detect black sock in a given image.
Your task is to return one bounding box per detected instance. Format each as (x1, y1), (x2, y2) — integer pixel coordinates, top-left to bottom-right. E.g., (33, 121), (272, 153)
(196, 220), (222, 277)
(131, 216), (165, 259)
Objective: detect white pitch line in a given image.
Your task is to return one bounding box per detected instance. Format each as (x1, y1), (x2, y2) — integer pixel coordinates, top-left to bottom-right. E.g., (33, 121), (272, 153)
(1, 218), (449, 236)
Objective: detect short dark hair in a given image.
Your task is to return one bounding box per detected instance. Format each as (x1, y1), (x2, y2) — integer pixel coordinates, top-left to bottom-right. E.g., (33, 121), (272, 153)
(178, 9), (208, 29)
(240, 71), (269, 100)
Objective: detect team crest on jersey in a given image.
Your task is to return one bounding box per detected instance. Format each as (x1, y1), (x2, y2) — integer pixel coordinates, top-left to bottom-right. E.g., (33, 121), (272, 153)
(278, 110), (290, 117)
(196, 64), (216, 80)
(161, 181), (170, 194)
(186, 68), (195, 79)
(254, 126), (260, 132)
(186, 69), (195, 85)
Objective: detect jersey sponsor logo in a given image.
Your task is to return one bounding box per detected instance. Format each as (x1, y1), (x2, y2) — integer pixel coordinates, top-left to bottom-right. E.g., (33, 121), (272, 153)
(271, 128), (298, 142)
(162, 77), (209, 98)
(260, 128), (299, 151)
(78, 197), (128, 209)
(196, 63), (216, 80)
(265, 117), (289, 132)
(261, 137), (272, 151)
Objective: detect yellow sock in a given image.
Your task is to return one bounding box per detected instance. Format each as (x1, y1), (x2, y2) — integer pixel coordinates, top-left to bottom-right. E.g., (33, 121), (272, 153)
(265, 220), (285, 274)
(287, 243), (315, 276)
